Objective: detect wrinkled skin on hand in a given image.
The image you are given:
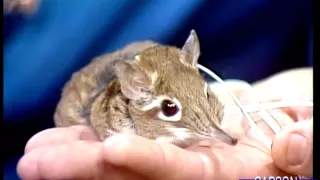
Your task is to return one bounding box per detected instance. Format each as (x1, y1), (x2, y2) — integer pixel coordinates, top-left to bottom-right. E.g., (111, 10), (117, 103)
(17, 68), (313, 180)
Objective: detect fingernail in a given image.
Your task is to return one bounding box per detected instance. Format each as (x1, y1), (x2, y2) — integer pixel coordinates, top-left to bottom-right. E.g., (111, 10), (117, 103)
(287, 133), (307, 165)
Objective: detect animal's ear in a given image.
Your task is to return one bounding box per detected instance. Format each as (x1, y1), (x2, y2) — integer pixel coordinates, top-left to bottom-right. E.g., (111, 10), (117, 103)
(114, 60), (152, 101)
(181, 29), (200, 68)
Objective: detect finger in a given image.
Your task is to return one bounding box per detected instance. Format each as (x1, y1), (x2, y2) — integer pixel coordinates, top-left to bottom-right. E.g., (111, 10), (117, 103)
(18, 141), (102, 180)
(102, 134), (219, 180)
(280, 106), (313, 122)
(271, 120), (313, 177)
(18, 141), (143, 180)
(104, 134), (295, 179)
(25, 125), (98, 153)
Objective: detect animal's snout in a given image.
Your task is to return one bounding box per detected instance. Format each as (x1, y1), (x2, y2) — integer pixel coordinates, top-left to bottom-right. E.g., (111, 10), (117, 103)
(210, 129), (238, 146)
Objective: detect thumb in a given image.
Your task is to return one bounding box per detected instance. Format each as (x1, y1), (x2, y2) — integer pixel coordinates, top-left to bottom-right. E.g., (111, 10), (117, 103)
(271, 120), (313, 177)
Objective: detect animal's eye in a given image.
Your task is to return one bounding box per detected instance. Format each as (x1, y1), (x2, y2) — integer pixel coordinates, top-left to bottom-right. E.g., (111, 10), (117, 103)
(161, 100), (178, 116)
(158, 98), (182, 121)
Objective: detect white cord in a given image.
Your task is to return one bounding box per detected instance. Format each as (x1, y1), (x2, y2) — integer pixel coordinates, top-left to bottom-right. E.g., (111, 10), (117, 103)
(233, 82), (283, 134)
(225, 100), (313, 115)
(197, 64), (272, 148)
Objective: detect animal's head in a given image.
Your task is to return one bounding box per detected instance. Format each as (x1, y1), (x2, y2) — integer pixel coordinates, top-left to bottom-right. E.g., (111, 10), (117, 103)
(114, 30), (237, 148)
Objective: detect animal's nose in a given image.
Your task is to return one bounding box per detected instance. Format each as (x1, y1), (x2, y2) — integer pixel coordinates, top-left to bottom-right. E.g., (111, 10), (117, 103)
(210, 129), (238, 146)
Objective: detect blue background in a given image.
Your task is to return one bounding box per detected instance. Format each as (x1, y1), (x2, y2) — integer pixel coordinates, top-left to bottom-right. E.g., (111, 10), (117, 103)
(4, 0), (312, 179)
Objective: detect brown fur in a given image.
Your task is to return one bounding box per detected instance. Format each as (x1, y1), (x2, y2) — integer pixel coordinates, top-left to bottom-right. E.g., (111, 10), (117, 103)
(54, 31), (237, 148)
(54, 41), (158, 127)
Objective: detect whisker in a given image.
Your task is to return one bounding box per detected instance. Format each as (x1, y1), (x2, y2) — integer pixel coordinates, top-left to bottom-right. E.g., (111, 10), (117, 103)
(228, 83), (281, 134)
(198, 64), (272, 149)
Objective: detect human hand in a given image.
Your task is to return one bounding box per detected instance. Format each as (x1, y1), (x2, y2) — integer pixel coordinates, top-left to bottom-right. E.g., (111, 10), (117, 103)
(4, 0), (39, 15)
(17, 124), (288, 180)
(253, 67), (313, 177)
(271, 119), (313, 177)
(16, 102), (296, 180)
(17, 68), (313, 180)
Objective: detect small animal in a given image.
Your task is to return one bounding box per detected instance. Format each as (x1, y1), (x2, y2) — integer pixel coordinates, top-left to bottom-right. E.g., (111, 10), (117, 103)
(54, 30), (238, 148)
